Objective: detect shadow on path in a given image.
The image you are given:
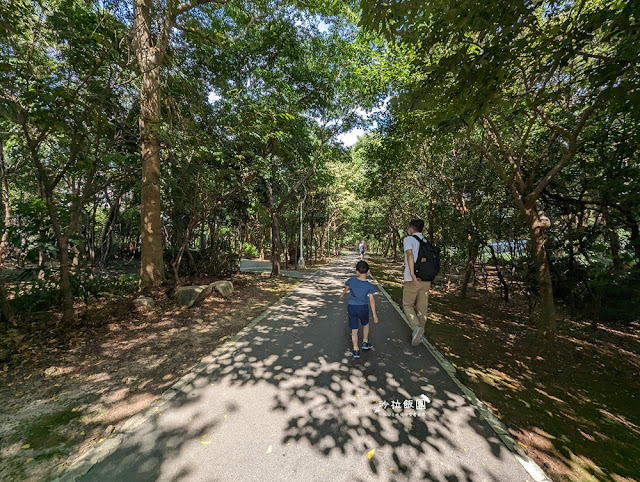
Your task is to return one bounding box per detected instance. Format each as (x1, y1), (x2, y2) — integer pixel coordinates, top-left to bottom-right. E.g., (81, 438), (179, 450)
(75, 256), (533, 481)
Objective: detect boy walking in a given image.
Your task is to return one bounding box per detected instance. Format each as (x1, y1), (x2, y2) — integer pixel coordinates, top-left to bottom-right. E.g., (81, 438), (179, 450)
(340, 260), (379, 359)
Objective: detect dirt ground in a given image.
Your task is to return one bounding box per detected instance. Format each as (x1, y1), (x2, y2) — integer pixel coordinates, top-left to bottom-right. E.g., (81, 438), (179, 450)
(0, 271), (301, 481)
(369, 255), (640, 482)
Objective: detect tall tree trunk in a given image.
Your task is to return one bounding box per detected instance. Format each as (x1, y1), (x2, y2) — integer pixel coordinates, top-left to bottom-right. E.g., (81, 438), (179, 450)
(427, 198), (435, 244)
(265, 184), (281, 276)
(489, 244), (509, 302)
(172, 229), (193, 286)
(270, 212), (282, 276)
(461, 238), (479, 298)
(259, 228), (265, 260)
(0, 273), (13, 323)
(622, 211), (640, 262)
(391, 230), (398, 261)
(523, 205), (556, 340)
(98, 192), (121, 268)
(603, 210), (622, 271)
(26, 137), (78, 323)
(0, 135), (12, 262)
(0, 135), (13, 321)
(57, 236), (75, 323)
(139, 67), (164, 285)
(134, 0), (165, 287)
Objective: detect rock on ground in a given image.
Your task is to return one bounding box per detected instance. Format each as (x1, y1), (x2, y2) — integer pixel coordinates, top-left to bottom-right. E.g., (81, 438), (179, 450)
(176, 285), (214, 308)
(212, 280), (233, 298)
(133, 297), (155, 310)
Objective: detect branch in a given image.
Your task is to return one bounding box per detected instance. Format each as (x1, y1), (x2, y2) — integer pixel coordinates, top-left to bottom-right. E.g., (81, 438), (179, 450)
(484, 118), (525, 191)
(528, 102), (597, 202)
(175, 0), (227, 16)
(535, 105), (571, 138)
(524, 132), (558, 192)
(174, 22), (225, 46)
(275, 162), (316, 215)
(469, 137), (523, 206)
(518, 112), (538, 166)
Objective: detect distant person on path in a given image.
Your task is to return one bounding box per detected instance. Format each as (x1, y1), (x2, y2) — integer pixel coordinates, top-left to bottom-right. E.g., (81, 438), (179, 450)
(403, 219), (431, 346)
(358, 240), (365, 260)
(340, 260), (379, 359)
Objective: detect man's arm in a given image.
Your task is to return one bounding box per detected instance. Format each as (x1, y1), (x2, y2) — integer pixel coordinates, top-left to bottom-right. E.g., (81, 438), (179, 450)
(405, 248), (421, 287)
(368, 293), (379, 323)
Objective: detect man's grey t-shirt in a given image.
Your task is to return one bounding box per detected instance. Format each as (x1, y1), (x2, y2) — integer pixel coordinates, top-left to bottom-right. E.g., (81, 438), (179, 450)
(403, 232), (424, 281)
(345, 277), (375, 305)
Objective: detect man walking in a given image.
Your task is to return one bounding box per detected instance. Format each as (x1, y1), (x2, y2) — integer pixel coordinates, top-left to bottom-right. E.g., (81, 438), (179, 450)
(403, 219), (431, 346)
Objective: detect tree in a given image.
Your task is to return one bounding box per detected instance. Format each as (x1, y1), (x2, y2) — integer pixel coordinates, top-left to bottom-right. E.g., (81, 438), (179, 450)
(360, 0), (640, 340)
(0, 0), (135, 322)
(129, 0), (227, 287)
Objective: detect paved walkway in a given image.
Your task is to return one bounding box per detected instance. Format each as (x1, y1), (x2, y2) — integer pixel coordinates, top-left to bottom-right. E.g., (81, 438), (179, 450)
(66, 256), (539, 481)
(240, 259), (312, 279)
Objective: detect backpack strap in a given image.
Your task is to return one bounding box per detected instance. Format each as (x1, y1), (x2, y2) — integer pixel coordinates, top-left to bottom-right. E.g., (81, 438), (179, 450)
(412, 234), (426, 245)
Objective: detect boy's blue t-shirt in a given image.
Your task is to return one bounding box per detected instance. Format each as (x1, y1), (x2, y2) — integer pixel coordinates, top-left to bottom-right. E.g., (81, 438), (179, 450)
(345, 277), (375, 305)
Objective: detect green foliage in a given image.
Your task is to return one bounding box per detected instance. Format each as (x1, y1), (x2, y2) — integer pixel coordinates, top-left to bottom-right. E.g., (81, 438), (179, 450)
(242, 242), (259, 259)
(69, 270), (140, 304)
(8, 269), (139, 313)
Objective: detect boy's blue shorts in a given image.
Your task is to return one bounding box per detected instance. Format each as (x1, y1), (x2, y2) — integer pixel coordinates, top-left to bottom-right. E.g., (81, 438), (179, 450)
(347, 304), (369, 330)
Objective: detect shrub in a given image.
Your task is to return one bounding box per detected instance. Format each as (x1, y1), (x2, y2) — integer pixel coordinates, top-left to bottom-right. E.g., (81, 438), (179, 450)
(242, 242), (259, 259)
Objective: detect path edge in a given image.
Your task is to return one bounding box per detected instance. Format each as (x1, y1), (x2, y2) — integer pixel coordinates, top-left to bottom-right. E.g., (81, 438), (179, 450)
(369, 275), (551, 482)
(54, 267), (326, 482)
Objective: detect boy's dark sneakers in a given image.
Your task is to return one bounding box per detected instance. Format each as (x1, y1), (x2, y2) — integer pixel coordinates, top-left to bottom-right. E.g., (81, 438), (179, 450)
(352, 349), (361, 359)
(361, 341), (373, 350)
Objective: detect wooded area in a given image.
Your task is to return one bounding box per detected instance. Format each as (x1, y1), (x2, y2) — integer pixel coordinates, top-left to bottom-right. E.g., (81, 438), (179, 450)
(0, 0), (638, 480)
(0, 0), (637, 348)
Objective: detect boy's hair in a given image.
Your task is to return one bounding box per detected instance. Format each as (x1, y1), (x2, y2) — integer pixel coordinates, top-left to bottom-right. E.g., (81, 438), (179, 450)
(355, 260), (369, 274)
(409, 218), (425, 232)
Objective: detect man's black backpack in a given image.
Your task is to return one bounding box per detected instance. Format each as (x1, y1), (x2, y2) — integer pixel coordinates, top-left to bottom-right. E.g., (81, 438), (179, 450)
(413, 235), (440, 281)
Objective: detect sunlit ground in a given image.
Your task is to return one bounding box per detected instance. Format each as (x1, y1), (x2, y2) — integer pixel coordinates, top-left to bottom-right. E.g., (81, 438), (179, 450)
(369, 255), (640, 482)
(0, 272), (300, 481)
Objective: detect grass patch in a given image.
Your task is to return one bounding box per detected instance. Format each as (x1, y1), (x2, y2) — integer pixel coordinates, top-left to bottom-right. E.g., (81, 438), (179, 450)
(23, 408), (82, 452)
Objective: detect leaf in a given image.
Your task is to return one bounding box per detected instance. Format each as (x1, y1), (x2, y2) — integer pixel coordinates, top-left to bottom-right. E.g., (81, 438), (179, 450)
(200, 441), (211, 445)
(21, 444), (30, 449)
(266, 444), (272, 454)
(26, 458), (34, 463)
(367, 448), (375, 459)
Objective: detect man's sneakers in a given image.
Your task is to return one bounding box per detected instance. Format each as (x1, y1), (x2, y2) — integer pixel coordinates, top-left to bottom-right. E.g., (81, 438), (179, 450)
(361, 341), (373, 350)
(352, 349), (361, 359)
(411, 327), (425, 346)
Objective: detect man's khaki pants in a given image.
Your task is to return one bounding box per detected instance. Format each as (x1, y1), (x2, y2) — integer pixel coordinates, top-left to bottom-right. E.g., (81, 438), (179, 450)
(403, 280), (431, 330)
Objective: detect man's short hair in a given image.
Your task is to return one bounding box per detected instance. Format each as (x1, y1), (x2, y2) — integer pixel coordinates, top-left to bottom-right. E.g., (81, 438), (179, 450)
(355, 260), (369, 274)
(409, 219), (425, 232)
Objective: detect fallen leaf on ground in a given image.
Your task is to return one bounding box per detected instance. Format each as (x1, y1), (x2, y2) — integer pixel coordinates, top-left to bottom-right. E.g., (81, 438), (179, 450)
(21, 444), (30, 449)
(367, 449), (375, 459)
(266, 445), (272, 454)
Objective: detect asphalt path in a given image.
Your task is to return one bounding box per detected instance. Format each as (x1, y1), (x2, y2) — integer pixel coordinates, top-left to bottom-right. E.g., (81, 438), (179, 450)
(240, 259), (312, 279)
(75, 256), (535, 481)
